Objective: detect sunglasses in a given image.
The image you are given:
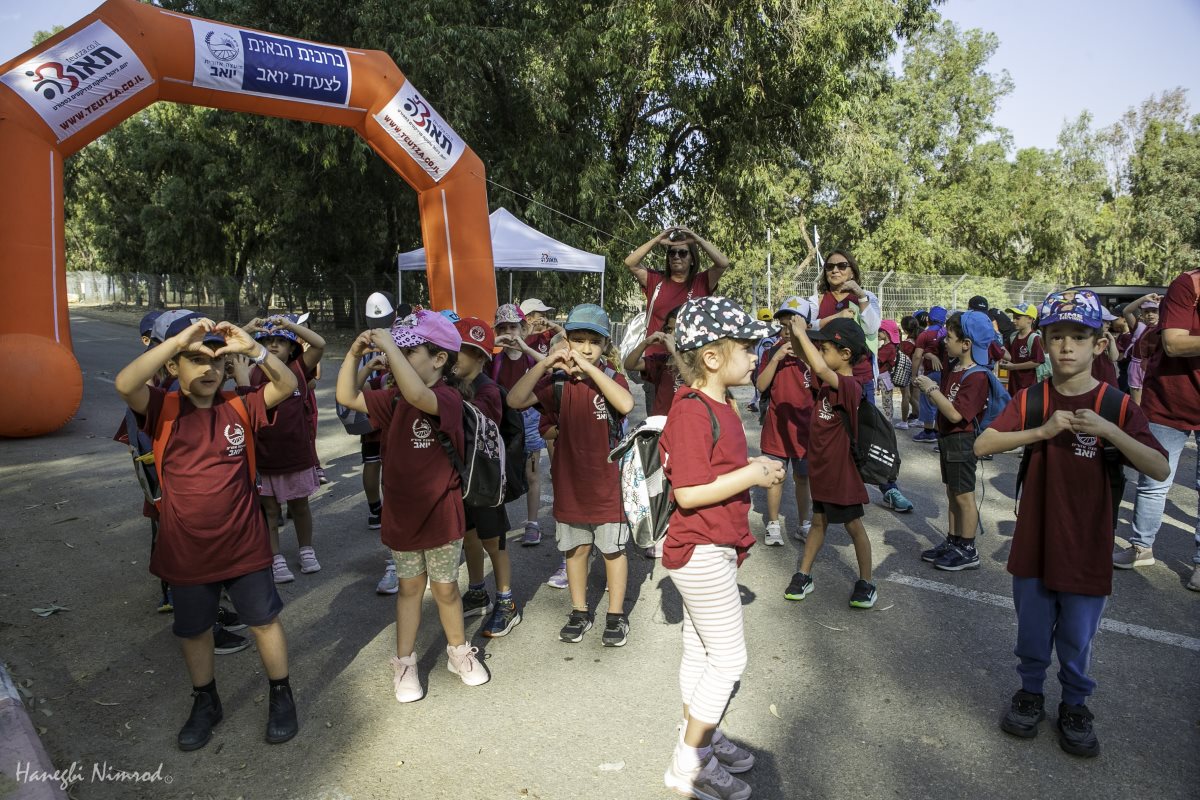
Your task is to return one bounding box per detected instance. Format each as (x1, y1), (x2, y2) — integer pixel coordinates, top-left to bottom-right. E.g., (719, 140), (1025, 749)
(668, 248), (690, 259)
(824, 261), (850, 272)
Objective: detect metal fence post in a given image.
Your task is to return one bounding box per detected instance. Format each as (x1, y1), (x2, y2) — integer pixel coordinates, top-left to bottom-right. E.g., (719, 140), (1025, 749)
(1019, 279), (1035, 305)
(950, 275), (968, 311)
(876, 270), (895, 317)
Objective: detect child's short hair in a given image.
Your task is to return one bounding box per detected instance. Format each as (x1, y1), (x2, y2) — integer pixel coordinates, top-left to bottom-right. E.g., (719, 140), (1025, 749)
(945, 312), (965, 341)
(673, 338), (747, 387)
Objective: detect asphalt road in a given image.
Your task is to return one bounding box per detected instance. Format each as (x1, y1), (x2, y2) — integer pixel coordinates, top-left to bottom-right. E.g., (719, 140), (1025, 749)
(0, 309), (1197, 800)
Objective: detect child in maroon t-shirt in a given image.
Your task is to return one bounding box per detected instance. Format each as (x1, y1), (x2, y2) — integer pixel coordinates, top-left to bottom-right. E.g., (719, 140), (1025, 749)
(508, 304), (635, 646)
(624, 305), (685, 417)
(975, 290), (1167, 758)
(115, 317), (301, 752)
(659, 296), (782, 798)
(240, 315), (326, 583)
(1001, 304), (1044, 396)
(336, 310), (491, 703)
(784, 317), (878, 609)
(897, 315), (921, 428)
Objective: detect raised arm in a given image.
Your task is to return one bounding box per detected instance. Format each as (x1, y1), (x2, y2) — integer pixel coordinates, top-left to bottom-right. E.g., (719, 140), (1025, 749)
(371, 330), (441, 416)
(115, 318), (218, 414)
(623, 333), (661, 374)
(788, 317), (839, 389)
(507, 350), (566, 410)
(573, 350), (635, 416)
(214, 323), (297, 408)
(269, 315), (326, 371)
(624, 230), (672, 289)
(756, 340), (791, 393)
(673, 227), (730, 290)
(337, 333), (375, 413)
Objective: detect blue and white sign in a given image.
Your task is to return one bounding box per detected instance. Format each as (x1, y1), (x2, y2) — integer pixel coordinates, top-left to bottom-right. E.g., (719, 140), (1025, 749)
(191, 21), (351, 107)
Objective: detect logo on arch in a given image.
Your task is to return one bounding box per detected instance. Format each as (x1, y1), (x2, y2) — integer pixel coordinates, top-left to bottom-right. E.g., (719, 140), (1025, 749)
(373, 81), (466, 183)
(205, 30), (240, 62)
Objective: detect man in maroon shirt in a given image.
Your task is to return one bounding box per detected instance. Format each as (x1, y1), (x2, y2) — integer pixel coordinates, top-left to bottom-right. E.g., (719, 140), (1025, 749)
(1115, 269), (1200, 590)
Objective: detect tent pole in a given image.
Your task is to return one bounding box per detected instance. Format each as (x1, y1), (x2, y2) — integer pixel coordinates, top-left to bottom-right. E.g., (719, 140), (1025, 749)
(600, 271), (605, 306)
(508, 272), (513, 304)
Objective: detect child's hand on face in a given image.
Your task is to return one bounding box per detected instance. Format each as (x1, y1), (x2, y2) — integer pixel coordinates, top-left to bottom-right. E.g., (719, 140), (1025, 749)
(565, 348), (594, 375)
(773, 341), (793, 362)
(1070, 409), (1117, 439)
(173, 318), (218, 355)
(495, 334), (522, 350)
(542, 348), (571, 372)
(1041, 410), (1075, 440)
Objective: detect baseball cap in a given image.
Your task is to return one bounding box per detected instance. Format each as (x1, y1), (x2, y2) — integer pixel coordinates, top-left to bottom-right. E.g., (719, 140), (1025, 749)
(929, 306), (948, 324)
(1101, 306), (1118, 322)
(439, 309), (461, 323)
(254, 319), (299, 343)
(139, 310), (163, 337)
(756, 308), (773, 321)
(151, 309), (199, 344)
(163, 313), (224, 348)
(960, 311), (994, 366)
(879, 319), (901, 345)
(564, 304), (611, 338)
(1005, 303), (1038, 319)
(807, 318), (868, 360)
(365, 291), (398, 322)
(1039, 289), (1103, 330)
(390, 309), (462, 351)
(675, 296), (773, 352)
(494, 303), (525, 326)
(968, 295), (989, 312)
(519, 298), (554, 315)
(454, 317), (495, 359)
(1141, 300), (1159, 310)
(775, 296), (815, 323)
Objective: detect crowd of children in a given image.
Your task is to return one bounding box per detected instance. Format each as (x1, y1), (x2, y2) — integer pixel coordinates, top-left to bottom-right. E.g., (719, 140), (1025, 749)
(113, 244), (1197, 797)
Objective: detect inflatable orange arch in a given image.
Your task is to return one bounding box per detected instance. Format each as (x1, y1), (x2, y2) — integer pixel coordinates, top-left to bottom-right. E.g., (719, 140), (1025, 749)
(0, 0), (496, 437)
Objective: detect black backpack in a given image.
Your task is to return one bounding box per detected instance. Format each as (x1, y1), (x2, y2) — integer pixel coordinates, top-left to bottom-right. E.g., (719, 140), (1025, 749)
(1014, 381), (1129, 525)
(474, 374), (528, 504)
(837, 400), (902, 485)
(396, 391), (507, 509)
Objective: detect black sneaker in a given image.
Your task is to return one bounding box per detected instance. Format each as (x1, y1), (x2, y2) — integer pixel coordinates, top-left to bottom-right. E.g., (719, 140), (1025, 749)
(933, 542), (981, 572)
(784, 572), (814, 601)
(601, 615), (629, 647)
(367, 511), (382, 530)
(216, 606), (247, 632)
(265, 684), (299, 745)
(921, 538), (954, 563)
(482, 599), (522, 638)
(999, 690), (1045, 738)
(462, 589), (492, 618)
(177, 690), (223, 751)
(559, 609), (593, 643)
(849, 579), (877, 609)
(1057, 702), (1099, 757)
(213, 625), (251, 655)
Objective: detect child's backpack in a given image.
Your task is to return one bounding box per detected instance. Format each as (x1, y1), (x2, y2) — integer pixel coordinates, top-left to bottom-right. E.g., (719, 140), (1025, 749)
(1013, 381), (1129, 523)
(1027, 332), (1053, 383)
(890, 349), (913, 388)
(121, 407), (161, 505)
(552, 366), (627, 449)
(837, 400), (901, 485)
(618, 310), (648, 386)
(151, 392), (258, 503)
(436, 399), (507, 509)
(336, 355), (378, 435)
(607, 393), (719, 550)
(475, 374), (528, 504)
(960, 365), (1012, 431)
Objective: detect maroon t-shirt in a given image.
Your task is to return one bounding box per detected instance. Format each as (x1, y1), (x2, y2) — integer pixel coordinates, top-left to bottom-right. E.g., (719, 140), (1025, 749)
(248, 360), (318, 474)
(914, 327), (945, 373)
(492, 352), (536, 392)
(936, 367), (988, 435)
(1133, 324), (1162, 360)
(760, 345), (815, 459)
(818, 293), (874, 384)
(1092, 354), (1119, 387)
(470, 375), (504, 424)
(808, 373), (869, 506)
(877, 342), (898, 374)
(992, 383), (1164, 595)
(987, 340), (1004, 366)
(534, 369), (630, 524)
(364, 383), (466, 551)
(1141, 270), (1200, 429)
(643, 271), (713, 356)
(143, 386), (274, 586)
(643, 353), (684, 417)
(1006, 332), (1044, 396)
(524, 330), (555, 356)
(660, 388), (755, 569)
(899, 339), (917, 359)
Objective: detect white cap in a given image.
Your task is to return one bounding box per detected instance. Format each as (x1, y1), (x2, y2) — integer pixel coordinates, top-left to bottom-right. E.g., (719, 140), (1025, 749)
(365, 291), (396, 321)
(519, 298), (554, 315)
(775, 296), (815, 323)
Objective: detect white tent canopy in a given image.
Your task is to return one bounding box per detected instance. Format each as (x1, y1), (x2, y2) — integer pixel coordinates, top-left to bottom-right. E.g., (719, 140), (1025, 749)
(397, 207), (606, 303)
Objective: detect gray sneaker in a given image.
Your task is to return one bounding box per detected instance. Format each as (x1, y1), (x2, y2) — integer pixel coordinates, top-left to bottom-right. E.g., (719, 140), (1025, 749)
(1188, 565), (1200, 592)
(664, 754), (751, 800)
(1113, 544), (1154, 569)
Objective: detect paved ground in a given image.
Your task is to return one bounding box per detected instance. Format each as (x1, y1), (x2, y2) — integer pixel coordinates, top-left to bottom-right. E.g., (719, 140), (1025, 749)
(1, 309), (1197, 800)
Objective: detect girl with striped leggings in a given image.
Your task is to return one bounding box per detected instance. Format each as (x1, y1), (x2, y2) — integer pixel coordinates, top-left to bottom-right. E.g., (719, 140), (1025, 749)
(659, 297), (784, 800)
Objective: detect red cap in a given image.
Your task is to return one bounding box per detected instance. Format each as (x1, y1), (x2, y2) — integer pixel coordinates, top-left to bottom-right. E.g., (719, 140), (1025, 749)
(454, 317), (495, 360)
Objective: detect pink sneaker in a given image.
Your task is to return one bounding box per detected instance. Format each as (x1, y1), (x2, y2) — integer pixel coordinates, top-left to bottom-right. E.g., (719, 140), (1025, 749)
(272, 554), (295, 584)
(298, 546), (321, 574)
(390, 653), (424, 702)
(446, 643), (490, 686)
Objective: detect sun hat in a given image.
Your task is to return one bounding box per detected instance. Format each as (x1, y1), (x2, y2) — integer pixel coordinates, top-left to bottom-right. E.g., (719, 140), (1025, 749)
(494, 303), (525, 326)
(1039, 289), (1103, 330)
(454, 317), (495, 360)
(960, 311), (995, 366)
(519, 298), (554, 315)
(390, 309), (462, 351)
(879, 319), (901, 345)
(675, 296), (773, 352)
(563, 304), (612, 338)
(807, 318), (868, 359)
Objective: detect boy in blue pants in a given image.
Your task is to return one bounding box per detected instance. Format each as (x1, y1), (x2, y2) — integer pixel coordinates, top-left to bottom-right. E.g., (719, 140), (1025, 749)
(974, 290), (1167, 758)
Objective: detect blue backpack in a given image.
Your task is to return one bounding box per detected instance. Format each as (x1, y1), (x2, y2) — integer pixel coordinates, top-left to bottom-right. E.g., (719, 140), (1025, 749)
(961, 364), (1011, 431)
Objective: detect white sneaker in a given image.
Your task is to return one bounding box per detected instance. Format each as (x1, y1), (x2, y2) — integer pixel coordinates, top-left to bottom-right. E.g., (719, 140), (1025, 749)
(894, 420), (909, 430)
(664, 754), (751, 800)
(764, 520), (784, 547)
(446, 643), (490, 687)
(390, 653), (424, 702)
(794, 520), (812, 542)
(272, 554), (295, 584)
(376, 563), (399, 594)
(298, 546), (321, 574)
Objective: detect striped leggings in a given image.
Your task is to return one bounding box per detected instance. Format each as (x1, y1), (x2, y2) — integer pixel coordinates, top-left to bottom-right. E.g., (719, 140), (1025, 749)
(667, 544), (748, 725)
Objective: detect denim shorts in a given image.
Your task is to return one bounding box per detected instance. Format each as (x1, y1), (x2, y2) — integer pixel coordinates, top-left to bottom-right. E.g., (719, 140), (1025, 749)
(171, 568), (283, 638)
(523, 408), (546, 452)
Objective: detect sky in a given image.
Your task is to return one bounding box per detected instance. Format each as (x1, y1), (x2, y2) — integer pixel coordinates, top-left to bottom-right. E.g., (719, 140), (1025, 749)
(1, 0), (1197, 152)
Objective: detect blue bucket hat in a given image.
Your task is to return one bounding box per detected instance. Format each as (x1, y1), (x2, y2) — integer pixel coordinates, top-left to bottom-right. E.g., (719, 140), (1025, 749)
(675, 296), (773, 352)
(960, 311), (995, 366)
(929, 305), (948, 324)
(255, 319), (299, 343)
(564, 304), (611, 338)
(1039, 290), (1103, 330)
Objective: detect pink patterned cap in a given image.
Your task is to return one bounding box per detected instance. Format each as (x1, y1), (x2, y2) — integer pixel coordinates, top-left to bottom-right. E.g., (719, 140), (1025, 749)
(494, 304), (525, 326)
(390, 309), (462, 352)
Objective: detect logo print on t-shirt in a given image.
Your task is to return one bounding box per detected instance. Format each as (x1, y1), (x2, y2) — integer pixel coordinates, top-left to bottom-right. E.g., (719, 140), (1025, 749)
(1073, 432), (1099, 459)
(592, 393), (609, 420)
(412, 418), (434, 449)
(818, 396), (834, 421)
(224, 423), (246, 457)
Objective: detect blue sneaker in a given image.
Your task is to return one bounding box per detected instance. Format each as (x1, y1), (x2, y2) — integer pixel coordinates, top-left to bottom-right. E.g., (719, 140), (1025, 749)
(913, 429), (938, 442)
(882, 488), (914, 513)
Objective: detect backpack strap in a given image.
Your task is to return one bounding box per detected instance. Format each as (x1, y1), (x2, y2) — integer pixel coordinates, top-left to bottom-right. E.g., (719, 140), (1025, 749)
(1013, 382), (1049, 509)
(1094, 383), (1130, 521)
(149, 391), (257, 504)
(681, 391), (721, 451)
(226, 392), (258, 485)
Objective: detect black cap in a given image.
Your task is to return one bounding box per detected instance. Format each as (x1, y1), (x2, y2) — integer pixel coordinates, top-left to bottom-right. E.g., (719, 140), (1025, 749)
(968, 295), (989, 311)
(807, 318), (868, 361)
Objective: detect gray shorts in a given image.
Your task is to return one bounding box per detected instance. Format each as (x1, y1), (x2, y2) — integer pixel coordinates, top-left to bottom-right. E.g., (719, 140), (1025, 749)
(556, 521), (628, 555)
(762, 453), (809, 477)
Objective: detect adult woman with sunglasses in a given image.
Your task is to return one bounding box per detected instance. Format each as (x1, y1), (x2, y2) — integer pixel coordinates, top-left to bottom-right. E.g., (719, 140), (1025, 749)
(625, 228), (731, 406)
(808, 249), (915, 514)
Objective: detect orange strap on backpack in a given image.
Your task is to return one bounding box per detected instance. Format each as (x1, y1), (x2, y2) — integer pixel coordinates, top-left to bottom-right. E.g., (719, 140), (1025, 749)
(150, 391), (257, 505)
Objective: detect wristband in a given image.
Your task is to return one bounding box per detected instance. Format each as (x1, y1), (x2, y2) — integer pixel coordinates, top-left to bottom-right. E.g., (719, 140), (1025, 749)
(251, 345), (268, 365)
